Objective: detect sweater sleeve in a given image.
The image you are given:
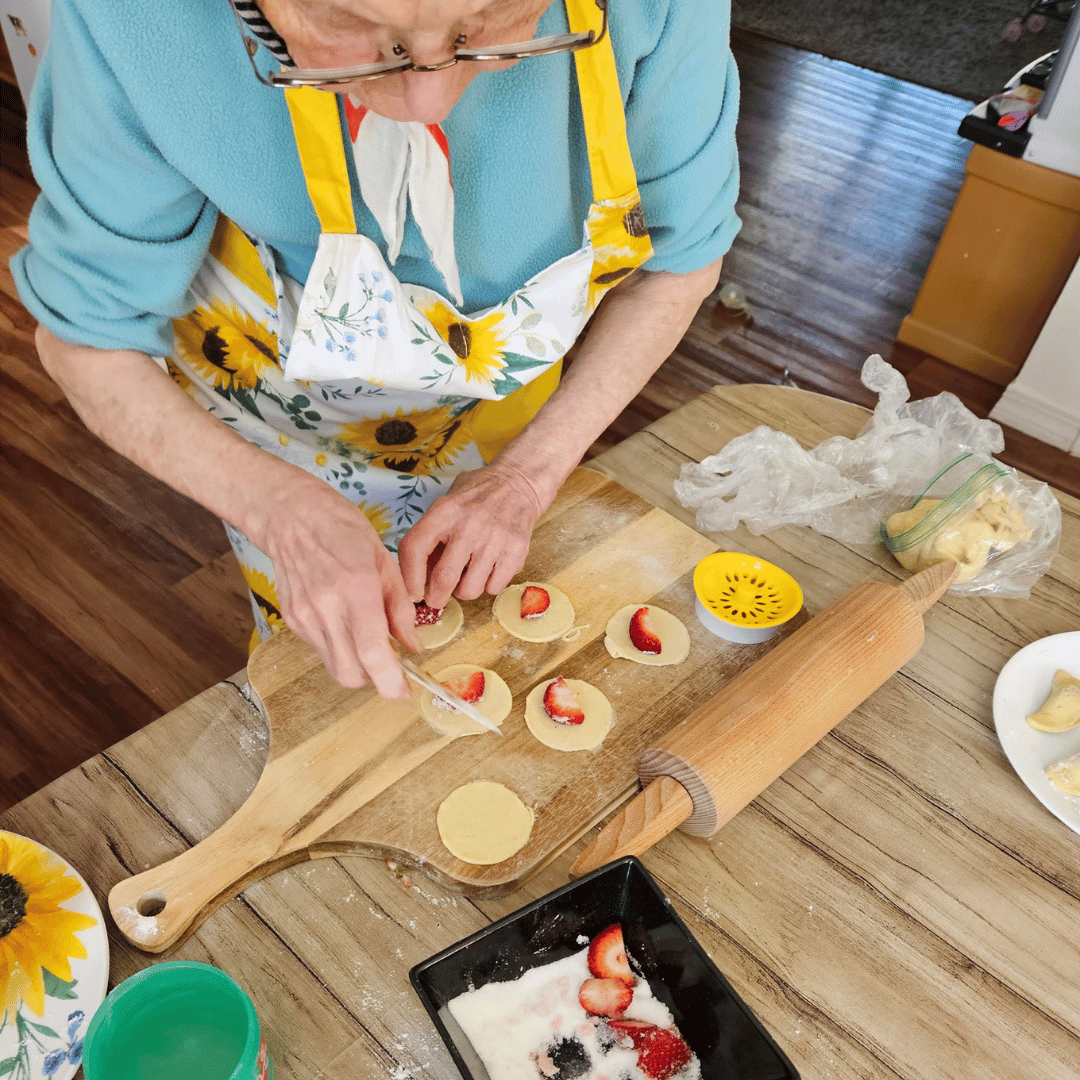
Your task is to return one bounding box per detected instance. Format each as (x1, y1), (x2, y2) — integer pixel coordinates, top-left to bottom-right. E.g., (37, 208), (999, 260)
(9, 0), (217, 355)
(623, 0), (741, 274)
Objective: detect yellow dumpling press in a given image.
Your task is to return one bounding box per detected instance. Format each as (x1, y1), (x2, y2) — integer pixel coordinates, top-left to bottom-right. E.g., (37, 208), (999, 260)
(693, 552), (803, 644)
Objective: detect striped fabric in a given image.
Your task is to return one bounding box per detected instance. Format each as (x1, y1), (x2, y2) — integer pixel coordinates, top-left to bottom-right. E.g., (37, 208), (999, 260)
(233, 0), (294, 66)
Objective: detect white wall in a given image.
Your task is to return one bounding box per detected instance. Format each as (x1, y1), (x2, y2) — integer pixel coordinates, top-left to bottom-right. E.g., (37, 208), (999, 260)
(990, 256), (1080, 456)
(2, 0), (50, 109)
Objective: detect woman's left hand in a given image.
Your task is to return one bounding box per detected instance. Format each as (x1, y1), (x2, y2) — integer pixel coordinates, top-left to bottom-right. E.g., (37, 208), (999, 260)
(398, 461), (550, 609)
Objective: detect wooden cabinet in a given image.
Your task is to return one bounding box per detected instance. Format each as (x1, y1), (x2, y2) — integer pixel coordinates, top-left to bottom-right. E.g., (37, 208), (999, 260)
(898, 144), (1080, 385)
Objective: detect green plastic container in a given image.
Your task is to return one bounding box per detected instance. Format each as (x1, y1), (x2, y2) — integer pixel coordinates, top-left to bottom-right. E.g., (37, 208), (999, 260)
(82, 961), (272, 1080)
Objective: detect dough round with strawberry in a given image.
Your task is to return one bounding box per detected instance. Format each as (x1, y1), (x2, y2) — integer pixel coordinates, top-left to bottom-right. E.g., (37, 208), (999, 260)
(493, 582), (575, 642)
(413, 598), (464, 649)
(605, 604), (690, 666)
(437, 780), (534, 865)
(418, 665), (512, 737)
(524, 676), (614, 751)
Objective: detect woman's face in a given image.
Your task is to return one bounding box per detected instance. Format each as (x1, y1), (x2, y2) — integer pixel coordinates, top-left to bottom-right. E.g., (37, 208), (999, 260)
(260, 0), (553, 123)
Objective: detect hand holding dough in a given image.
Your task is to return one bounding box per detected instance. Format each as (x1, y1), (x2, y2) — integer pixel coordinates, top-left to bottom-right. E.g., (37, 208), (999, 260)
(885, 490), (1031, 582)
(1026, 669), (1080, 732)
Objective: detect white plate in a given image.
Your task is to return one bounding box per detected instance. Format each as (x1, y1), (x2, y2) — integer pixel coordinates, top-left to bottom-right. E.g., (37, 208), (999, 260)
(992, 631), (1080, 835)
(0, 832), (110, 1080)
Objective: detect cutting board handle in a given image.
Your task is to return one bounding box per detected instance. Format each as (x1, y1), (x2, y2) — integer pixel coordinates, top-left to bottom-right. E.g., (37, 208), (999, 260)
(108, 799), (304, 953)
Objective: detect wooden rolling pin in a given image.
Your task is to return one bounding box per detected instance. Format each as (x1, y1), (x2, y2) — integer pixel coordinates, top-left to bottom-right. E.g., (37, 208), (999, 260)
(570, 560), (959, 877)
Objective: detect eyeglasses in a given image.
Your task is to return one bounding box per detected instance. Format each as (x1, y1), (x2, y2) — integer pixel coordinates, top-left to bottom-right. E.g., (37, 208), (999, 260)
(229, 0), (609, 89)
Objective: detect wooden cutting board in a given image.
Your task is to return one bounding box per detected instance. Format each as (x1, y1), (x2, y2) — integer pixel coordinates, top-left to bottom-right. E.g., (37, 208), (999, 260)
(110, 467), (804, 951)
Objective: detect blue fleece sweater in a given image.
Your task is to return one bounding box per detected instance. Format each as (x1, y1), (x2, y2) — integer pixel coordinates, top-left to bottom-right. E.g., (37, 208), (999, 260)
(11, 0), (740, 357)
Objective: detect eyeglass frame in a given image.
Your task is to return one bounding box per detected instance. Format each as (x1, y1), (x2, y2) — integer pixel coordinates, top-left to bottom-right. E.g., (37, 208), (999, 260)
(228, 0), (609, 89)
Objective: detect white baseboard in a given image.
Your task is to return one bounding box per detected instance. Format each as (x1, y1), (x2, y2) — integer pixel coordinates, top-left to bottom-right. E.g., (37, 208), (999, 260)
(990, 384), (1080, 456)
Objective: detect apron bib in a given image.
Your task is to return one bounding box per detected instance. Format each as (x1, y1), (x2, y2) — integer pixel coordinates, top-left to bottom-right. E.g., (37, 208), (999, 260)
(167, 0), (652, 642)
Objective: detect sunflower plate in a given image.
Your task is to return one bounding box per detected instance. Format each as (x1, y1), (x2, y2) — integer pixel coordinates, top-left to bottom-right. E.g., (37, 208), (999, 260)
(0, 832), (109, 1080)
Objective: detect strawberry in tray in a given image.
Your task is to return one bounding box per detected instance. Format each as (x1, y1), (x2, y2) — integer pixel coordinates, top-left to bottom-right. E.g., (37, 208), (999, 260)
(628, 606), (662, 655)
(608, 1021), (693, 1080)
(542, 677), (585, 725)
(520, 585), (551, 619)
(435, 670), (485, 712)
(588, 923), (636, 985)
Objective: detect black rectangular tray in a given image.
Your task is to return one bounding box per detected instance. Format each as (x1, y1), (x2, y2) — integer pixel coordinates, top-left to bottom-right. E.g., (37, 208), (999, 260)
(410, 856), (799, 1079)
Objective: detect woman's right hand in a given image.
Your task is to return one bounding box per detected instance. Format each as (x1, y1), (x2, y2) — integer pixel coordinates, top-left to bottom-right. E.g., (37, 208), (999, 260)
(252, 477), (421, 697)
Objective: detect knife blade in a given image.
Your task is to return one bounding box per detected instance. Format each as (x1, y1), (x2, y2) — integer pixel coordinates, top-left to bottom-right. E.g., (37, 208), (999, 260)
(400, 657), (503, 736)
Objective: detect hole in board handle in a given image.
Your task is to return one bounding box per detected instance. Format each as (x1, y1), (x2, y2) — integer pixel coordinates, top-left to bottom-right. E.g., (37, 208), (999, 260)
(137, 891), (167, 917)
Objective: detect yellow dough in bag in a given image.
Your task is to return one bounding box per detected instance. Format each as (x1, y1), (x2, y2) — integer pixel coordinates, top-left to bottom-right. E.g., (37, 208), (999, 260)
(1026, 669), (1080, 733)
(885, 490), (1032, 582)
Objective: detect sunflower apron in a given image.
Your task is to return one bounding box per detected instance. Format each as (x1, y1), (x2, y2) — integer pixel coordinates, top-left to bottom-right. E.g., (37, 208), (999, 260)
(167, 0), (653, 642)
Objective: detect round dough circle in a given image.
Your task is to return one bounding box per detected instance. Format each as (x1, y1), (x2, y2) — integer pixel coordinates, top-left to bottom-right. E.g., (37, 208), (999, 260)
(419, 665), (513, 737)
(524, 678), (614, 751)
(493, 582), (575, 642)
(437, 781), (534, 864)
(604, 604), (691, 667)
(415, 597), (465, 649)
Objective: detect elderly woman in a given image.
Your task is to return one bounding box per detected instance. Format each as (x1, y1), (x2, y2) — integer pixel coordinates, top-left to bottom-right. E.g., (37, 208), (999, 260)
(13, 0), (739, 697)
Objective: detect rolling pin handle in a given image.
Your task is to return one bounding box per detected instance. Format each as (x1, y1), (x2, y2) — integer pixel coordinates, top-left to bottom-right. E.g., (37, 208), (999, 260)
(897, 560), (960, 614)
(570, 775), (694, 878)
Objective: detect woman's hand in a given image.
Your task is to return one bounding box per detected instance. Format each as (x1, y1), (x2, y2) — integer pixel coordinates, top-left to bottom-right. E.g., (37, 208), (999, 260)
(398, 461), (550, 609)
(255, 478), (422, 697)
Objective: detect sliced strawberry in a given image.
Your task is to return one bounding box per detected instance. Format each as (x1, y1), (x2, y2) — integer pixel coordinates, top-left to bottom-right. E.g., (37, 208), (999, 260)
(414, 601), (443, 626)
(520, 585), (551, 619)
(578, 977), (633, 1018)
(543, 677), (585, 725)
(587, 923), (635, 985)
(440, 670), (485, 704)
(628, 606), (662, 655)
(635, 1027), (692, 1080)
(607, 1019), (656, 1049)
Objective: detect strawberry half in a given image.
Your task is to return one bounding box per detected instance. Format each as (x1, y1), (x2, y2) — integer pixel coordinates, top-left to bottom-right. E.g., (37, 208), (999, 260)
(607, 1019), (656, 1049)
(628, 606), (662, 655)
(587, 923), (635, 985)
(578, 977), (633, 1018)
(520, 585), (551, 619)
(542, 677), (585, 725)
(414, 601), (443, 626)
(439, 670), (485, 705)
(635, 1027), (692, 1080)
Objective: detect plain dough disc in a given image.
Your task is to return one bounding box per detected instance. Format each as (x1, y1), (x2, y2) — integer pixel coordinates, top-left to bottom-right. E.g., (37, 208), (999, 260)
(415, 597), (465, 649)
(604, 604), (691, 666)
(418, 665), (513, 737)
(493, 582), (575, 642)
(524, 678), (614, 751)
(437, 781), (534, 864)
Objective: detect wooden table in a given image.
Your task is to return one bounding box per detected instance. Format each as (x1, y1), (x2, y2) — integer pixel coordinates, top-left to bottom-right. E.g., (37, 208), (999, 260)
(4, 385), (1078, 1080)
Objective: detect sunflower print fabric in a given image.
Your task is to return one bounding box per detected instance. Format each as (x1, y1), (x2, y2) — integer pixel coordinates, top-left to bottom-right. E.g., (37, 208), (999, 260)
(280, 220), (651, 393)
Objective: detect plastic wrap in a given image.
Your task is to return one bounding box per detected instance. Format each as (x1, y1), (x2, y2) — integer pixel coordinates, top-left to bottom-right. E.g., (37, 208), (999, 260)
(674, 356), (1061, 597)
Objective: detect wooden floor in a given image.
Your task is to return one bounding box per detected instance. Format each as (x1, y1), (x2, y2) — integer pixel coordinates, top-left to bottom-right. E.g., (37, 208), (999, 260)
(1, 31), (1077, 812)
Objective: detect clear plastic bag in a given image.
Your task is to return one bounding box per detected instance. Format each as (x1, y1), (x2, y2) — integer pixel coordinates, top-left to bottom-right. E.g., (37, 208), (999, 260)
(673, 356), (1062, 597)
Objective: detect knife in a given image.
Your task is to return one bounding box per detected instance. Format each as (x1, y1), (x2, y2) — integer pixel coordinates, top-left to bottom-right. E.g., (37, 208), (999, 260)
(400, 657), (504, 736)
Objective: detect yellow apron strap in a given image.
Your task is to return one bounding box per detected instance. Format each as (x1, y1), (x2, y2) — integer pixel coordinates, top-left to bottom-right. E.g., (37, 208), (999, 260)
(566, 0), (640, 202)
(284, 86), (358, 234)
(209, 215), (277, 308)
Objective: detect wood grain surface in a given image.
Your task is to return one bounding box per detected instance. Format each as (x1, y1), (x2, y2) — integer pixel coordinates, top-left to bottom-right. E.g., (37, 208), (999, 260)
(3, 384), (1077, 1080)
(109, 467), (819, 951)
